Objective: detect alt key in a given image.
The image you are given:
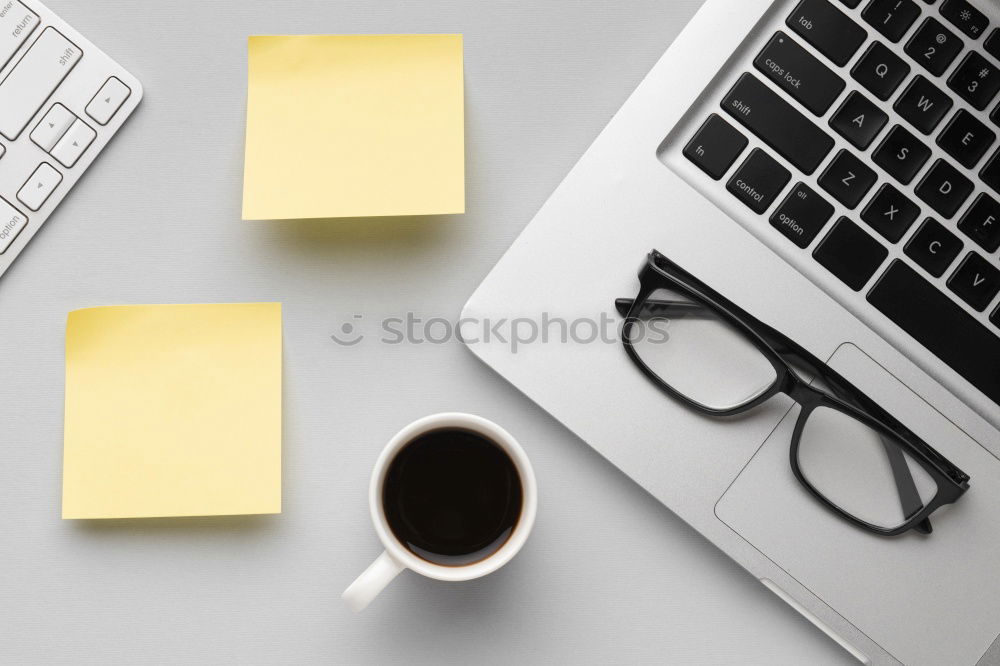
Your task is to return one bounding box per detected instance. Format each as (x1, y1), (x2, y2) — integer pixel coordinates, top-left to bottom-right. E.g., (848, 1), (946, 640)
(770, 182), (834, 248)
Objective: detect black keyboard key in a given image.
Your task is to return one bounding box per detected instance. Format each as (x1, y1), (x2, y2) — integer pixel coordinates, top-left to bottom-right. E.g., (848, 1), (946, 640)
(819, 149), (879, 208)
(993, 305), (1000, 329)
(937, 109), (996, 168)
(873, 124), (932, 183)
(940, 0), (989, 40)
(721, 73), (835, 174)
(868, 260), (1000, 407)
(839, 0), (862, 7)
(861, 183), (921, 241)
(905, 18), (963, 75)
(905, 217), (963, 275)
(770, 182), (835, 247)
(895, 75), (953, 134)
(863, 0), (921, 43)
(787, 0), (868, 67)
(727, 148), (791, 213)
(958, 193), (1000, 251)
(754, 32), (847, 115)
(948, 52), (1000, 110)
(684, 114), (749, 180)
(852, 42), (911, 100)
(981, 149), (1000, 194)
(829, 91), (889, 148)
(949, 251), (1000, 309)
(916, 159), (974, 217)
(986, 29), (1000, 60)
(814, 217), (889, 290)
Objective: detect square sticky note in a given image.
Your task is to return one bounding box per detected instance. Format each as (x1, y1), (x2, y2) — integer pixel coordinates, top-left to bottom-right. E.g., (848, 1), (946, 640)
(62, 303), (282, 519)
(242, 34), (465, 220)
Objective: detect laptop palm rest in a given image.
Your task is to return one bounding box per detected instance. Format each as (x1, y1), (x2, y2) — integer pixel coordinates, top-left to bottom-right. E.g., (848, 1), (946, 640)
(715, 343), (1000, 666)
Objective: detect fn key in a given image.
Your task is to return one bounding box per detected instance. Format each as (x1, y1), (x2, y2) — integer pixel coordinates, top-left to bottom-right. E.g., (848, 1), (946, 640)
(684, 114), (748, 180)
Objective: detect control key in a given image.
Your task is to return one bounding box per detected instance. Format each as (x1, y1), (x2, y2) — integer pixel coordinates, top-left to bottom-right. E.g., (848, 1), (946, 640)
(727, 148), (791, 214)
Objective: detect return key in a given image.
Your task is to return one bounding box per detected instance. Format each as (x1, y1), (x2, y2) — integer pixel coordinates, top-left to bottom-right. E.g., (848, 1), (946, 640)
(754, 32), (846, 116)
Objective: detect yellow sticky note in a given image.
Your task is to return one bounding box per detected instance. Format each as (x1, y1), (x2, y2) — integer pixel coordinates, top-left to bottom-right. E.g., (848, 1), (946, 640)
(242, 34), (465, 220)
(62, 303), (282, 520)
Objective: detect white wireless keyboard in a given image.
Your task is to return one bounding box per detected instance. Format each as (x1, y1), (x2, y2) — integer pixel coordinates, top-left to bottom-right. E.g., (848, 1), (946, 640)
(0, 0), (142, 279)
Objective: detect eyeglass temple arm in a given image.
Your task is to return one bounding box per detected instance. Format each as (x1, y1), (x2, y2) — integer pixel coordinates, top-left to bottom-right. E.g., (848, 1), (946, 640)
(616, 296), (933, 534)
(882, 438), (931, 533)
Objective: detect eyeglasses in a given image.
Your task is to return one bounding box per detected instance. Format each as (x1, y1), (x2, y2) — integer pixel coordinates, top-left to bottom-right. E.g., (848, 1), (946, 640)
(616, 250), (970, 537)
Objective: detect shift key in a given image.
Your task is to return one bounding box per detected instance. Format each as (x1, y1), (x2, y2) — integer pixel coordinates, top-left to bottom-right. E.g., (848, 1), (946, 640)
(754, 32), (846, 115)
(721, 73), (835, 175)
(0, 27), (82, 141)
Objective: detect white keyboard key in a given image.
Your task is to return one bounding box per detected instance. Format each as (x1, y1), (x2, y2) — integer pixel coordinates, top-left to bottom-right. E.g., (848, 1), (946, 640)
(17, 162), (62, 211)
(0, 196), (27, 253)
(0, 1), (40, 70)
(0, 142), (5, 159)
(30, 103), (75, 151)
(51, 119), (95, 167)
(0, 27), (82, 140)
(86, 77), (131, 125)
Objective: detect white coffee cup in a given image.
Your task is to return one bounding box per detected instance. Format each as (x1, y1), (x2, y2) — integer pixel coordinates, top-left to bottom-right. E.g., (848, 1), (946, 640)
(342, 412), (537, 612)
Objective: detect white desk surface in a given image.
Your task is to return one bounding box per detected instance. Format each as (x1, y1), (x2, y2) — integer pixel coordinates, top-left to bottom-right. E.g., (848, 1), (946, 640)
(0, 1), (854, 663)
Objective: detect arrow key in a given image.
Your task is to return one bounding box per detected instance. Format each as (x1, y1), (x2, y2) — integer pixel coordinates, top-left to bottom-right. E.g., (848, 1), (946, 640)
(949, 252), (1000, 311)
(16, 163), (62, 211)
(86, 77), (131, 125)
(51, 119), (96, 168)
(30, 103), (75, 151)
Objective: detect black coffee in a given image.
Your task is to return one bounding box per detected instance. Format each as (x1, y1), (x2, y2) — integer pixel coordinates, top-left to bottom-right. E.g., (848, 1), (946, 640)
(382, 428), (523, 566)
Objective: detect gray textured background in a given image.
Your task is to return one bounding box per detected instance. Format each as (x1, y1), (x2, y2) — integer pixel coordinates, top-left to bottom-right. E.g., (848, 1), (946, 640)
(0, 1), (852, 663)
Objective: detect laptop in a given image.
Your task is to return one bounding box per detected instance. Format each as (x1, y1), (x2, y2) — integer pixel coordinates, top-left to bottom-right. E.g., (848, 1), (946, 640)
(462, 0), (1000, 663)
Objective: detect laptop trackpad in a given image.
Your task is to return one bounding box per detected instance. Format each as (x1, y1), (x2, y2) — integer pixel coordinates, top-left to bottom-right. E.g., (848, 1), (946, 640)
(716, 343), (1000, 666)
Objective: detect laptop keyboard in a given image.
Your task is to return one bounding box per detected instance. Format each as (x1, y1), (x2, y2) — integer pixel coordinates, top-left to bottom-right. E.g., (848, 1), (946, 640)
(680, 0), (1000, 407)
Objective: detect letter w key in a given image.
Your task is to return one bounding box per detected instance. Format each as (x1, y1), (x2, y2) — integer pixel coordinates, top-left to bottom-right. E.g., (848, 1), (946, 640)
(895, 75), (953, 134)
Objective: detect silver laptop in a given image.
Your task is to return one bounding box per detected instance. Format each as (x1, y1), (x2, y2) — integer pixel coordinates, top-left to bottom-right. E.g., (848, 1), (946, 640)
(462, 0), (1000, 663)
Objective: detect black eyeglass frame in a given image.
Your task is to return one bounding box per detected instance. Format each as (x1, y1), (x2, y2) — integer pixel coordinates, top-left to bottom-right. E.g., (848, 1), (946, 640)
(617, 250), (970, 537)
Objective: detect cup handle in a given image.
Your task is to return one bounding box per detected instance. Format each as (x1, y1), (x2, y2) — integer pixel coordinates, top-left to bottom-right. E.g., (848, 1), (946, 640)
(342, 551), (405, 612)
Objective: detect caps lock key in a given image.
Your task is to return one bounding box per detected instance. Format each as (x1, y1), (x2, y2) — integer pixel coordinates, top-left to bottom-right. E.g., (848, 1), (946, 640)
(754, 31), (846, 115)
